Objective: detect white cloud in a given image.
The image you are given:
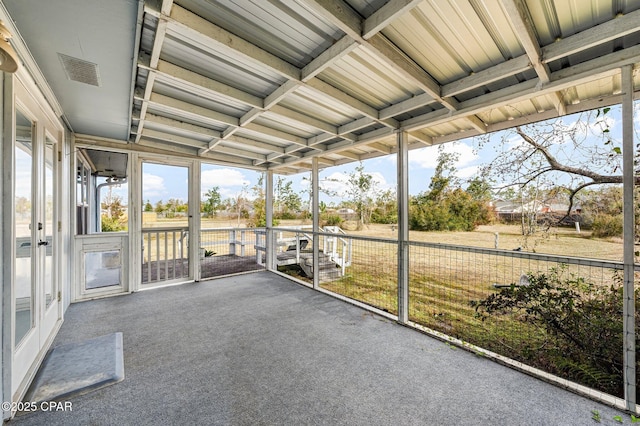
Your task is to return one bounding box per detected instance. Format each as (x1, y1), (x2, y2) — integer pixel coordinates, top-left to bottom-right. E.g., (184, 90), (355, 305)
(563, 113), (617, 141)
(457, 165), (480, 179)
(320, 170), (392, 198)
(202, 168), (251, 189)
(409, 142), (478, 170)
(142, 173), (166, 198)
(321, 172), (349, 194)
(368, 171), (392, 190)
(201, 168), (254, 200)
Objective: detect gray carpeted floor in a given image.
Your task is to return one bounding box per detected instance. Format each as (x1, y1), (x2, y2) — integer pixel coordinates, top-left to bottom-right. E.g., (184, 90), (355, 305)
(12, 271), (629, 425)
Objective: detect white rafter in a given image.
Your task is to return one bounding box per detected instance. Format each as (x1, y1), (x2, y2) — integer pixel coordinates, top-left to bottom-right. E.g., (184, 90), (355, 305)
(131, 0), (640, 173)
(501, 0), (566, 116)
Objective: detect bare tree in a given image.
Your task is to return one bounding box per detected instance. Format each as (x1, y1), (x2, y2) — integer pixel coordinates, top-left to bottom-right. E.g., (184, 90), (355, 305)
(478, 107), (635, 224)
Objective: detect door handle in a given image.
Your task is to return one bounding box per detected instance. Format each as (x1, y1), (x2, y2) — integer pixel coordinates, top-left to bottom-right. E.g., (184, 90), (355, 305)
(38, 240), (49, 247)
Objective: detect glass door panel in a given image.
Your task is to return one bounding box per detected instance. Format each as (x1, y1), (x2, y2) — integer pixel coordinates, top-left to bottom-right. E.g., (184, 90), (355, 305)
(14, 109), (33, 347)
(44, 137), (55, 308)
(141, 163), (190, 286)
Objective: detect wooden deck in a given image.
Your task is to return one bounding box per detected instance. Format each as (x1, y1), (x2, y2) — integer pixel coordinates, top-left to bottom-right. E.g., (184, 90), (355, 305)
(142, 254), (265, 283)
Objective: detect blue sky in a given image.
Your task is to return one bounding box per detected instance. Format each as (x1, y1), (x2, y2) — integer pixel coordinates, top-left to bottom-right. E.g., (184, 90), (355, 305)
(136, 140), (481, 206)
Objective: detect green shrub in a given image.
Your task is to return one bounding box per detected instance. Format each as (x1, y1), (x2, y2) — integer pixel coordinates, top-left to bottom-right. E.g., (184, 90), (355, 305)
(322, 214), (344, 227)
(409, 189), (492, 232)
(275, 211), (298, 220)
(471, 267), (639, 395)
(101, 215), (126, 232)
(371, 210), (397, 224)
(591, 214), (622, 238)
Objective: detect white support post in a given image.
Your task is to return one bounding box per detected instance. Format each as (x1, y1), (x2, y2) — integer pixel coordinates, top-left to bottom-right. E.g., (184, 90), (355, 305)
(265, 170), (274, 271)
(128, 152), (141, 292)
(312, 158), (319, 289)
(190, 160), (201, 282)
(397, 131), (409, 324)
(621, 64), (636, 411)
(228, 229), (236, 256)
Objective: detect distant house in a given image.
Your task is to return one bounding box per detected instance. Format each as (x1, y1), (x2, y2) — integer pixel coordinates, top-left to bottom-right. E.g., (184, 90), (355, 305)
(337, 208), (355, 214)
(492, 198), (583, 224)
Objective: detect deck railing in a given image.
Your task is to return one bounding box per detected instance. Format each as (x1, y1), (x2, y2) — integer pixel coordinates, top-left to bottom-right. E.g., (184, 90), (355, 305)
(267, 228), (638, 410)
(141, 226), (189, 284)
(199, 227), (265, 279)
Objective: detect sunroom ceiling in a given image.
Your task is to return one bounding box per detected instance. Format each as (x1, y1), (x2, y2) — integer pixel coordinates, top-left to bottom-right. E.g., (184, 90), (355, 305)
(9, 0), (640, 175)
(130, 0), (640, 174)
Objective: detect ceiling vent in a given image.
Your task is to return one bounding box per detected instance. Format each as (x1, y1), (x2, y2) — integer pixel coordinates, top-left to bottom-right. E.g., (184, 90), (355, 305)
(58, 53), (101, 87)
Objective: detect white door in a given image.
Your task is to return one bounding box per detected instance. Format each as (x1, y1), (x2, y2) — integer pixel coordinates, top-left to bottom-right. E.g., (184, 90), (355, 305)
(39, 134), (59, 343)
(12, 103), (60, 399)
(140, 161), (194, 287)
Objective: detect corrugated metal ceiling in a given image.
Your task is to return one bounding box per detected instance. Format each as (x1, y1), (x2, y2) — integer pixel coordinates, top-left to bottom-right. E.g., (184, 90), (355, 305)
(123, 0), (640, 174)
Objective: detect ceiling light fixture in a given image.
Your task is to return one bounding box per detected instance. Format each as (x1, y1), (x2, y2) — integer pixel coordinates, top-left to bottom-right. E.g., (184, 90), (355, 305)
(0, 21), (18, 73)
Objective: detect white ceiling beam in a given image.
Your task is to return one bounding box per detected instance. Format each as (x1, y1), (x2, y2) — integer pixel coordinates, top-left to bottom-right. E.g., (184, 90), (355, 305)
(137, 138), (198, 156)
(302, 0), (362, 40)
(463, 115), (488, 134)
(136, 0), (171, 143)
(543, 9), (640, 63)
(145, 103), (315, 159)
(239, 108), (263, 127)
(243, 122), (309, 147)
(134, 72), (156, 143)
(198, 139), (222, 156)
(357, 127), (395, 145)
(266, 166), (302, 174)
(408, 131), (433, 146)
(213, 145), (267, 161)
(75, 132), (261, 169)
(338, 117), (376, 134)
(280, 136), (392, 168)
(148, 59), (263, 109)
(256, 145), (306, 166)
(379, 93), (437, 120)
(167, 4), (300, 80)
(551, 92), (567, 116)
(150, 19), (168, 69)
(160, 0), (173, 15)
(501, 0), (550, 83)
(301, 0), (454, 111)
(501, 0), (566, 116)
(366, 142), (394, 154)
(141, 128), (208, 149)
(198, 151), (256, 167)
(341, 0), (489, 130)
(330, 52), (626, 149)
(268, 105), (338, 134)
(433, 11), (640, 102)
(141, 93), (239, 127)
(362, 0), (423, 39)
(305, 78), (396, 127)
(144, 113), (221, 140)
(225, 135), (286, 153)
(333, 150), (361, 161)
(316, 157), (337, 166)
(165, 3), (395, 131)
(301, 35), (358, 81)
(441, 55), (531, 98)
(366, 34), (452, 109)
(307, 134), (339, 145)
(264, 80), (301, 109)
(401, 44), (640, 132)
